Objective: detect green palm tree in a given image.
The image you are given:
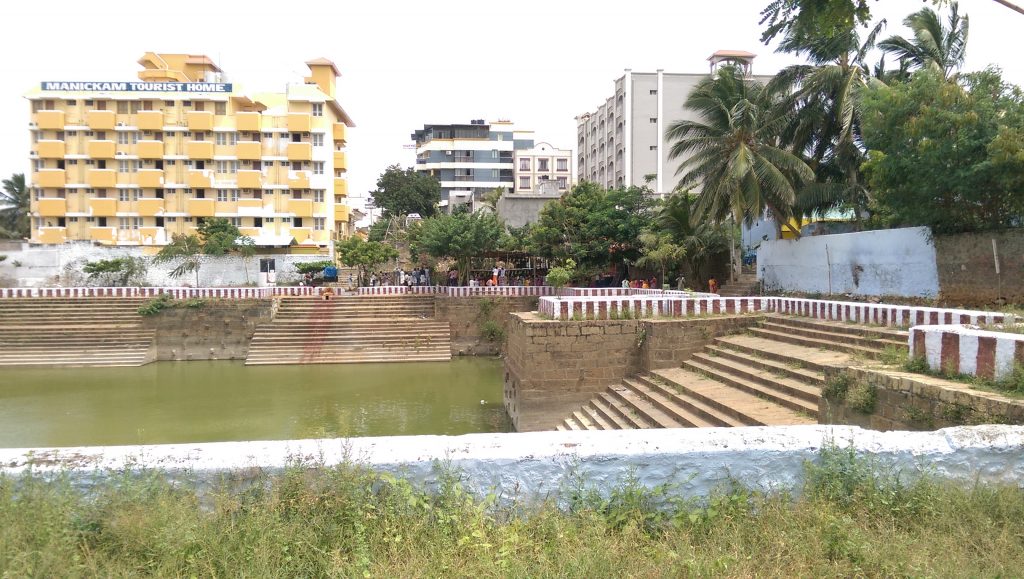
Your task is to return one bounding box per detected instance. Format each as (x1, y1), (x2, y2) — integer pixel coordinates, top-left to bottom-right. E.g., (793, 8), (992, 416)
(654, 192), (731, 287)
(667, 66), (812, 236)
(768, 23), (886, 220)
(0, 173), (29, 239)
(879, 2), (969, 80)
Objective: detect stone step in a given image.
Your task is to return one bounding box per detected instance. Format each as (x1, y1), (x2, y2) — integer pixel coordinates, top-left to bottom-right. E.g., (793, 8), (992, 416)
(244, 353), (452, 366)
(572, 410), (598, 430)
(608, 382), (680, 428)
(712, 334), (852, 373)
(623, 376), (721, 427)
(632, 374), (746, 427)
(689, 352), (821, 404)
(760, 320), (906, 351)
(653, 368), (817, 426)
(767, 314), (909, 341)
(588, 396), (635, 430)
(681, 358), (819, 415)
(703, 344), (823, 386)
(579, 404), (615, 430)
(598, 392), (650, 429)
(748, 326), (889, 359)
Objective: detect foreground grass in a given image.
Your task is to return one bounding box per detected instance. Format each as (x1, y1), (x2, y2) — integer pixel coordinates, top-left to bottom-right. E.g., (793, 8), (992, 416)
(2, 447), (1024, 577)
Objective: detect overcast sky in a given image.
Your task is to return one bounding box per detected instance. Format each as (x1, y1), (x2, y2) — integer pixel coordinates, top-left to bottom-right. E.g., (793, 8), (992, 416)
(2, 0), (1021, 217)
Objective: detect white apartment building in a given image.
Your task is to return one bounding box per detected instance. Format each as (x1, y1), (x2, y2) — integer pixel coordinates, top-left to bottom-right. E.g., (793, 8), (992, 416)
(513, 142), (573, 194)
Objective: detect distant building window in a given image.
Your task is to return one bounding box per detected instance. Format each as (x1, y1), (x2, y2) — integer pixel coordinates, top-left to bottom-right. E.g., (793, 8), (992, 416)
(518, 176), (530, 190)
(229, 217), (241, 226)
(313, 190), (324, 202)
(557, 176), (568, 189)
(649, 117), (657, 124)
(117, 101), (128, 114)
(313, 161), (325, 175)
(556, 158), (568, 172)
(312, 133), (324, 147)
(217, 190), (228, 202)
(314, 217), (325, 230)
(215, 102), (227, 115)
(537, 159), (550, 172)
(518, 158), (530, 171)
(650, 89), (657, 95)
(311, 103), (323, 117)
(650, 145), (658, 151)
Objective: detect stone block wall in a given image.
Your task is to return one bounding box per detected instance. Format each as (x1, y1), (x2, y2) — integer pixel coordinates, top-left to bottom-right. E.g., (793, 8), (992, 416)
(143, 299), (273, 361)
(935, 229), (1024, 305)
(820, 366), (1024, 431)
(504, 313), (763, 432)
(435, 296), (538, 356)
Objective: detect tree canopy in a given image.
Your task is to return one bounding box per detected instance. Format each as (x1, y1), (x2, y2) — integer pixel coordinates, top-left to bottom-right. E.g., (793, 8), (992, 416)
(370, 165), (441, 218)
(335, 237), (399, 285)
(196, 218), (243, 255)
(0, 173), (28, 239)
(411, 208), (503, 283)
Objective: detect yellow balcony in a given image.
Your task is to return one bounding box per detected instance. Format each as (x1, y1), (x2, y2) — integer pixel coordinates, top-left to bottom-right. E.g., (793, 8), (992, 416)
(288, 171), (310, 189)
(38, 198), (67, 216)
(238, 199), (263, 211)
(86, 110), (116, 130)
(290, 227), (314, 243)
(89, 198), (117, 216)
(36, 141), (65, 158)
(332, 123), (347, 143)
(334, 204), (350, 221)
(137, 140), (163, 159)
(236, 112), (261, 132)
(186, 141), (214, 159)
(186, 111), (214, 131)
(138, 169), (164, 188)
(89, 227), (116, 244)
(289, 199), (313, 217)
(38, 227), (67, 244)
(138, 198), (165, 217)
(35, 110), (65, 130)
(333, 178), (348, 197)
(287, 142), (312, 161)
(236, 141), (261, 160)
(188, 170), (212, 188)
(87, 140), (116, 158)
(188, 198), (215, 217)
(333, 151), (347, 172)
(237, 170), (262, 188)
(137, 110), (164, 130)
(87, 169), (116, 188)
(36, 169), (66, 188)
(287, 113), (311, 133)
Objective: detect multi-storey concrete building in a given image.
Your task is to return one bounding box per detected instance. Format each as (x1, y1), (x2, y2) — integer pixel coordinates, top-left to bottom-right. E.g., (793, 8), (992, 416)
(575, 50), (761, 196)
(411, 120), (534, 209)
(26, 52), (355, 253)
(513, 142), (573, 194)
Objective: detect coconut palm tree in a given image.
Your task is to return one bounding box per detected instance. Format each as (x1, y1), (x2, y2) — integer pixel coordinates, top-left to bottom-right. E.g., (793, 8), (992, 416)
(0, 173), (29, 239)
(879, 2), (969, 80)
(654, 192), (731, 288)
(667, 66), (812, 236)
(768, 22), (887, 220)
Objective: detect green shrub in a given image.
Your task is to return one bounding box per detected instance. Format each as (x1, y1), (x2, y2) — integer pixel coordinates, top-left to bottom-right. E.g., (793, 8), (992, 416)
(846, 382), (878, 414)
(822, 373), (852, 400)
(137, 293), (174, 316)
(904, 356), (930, 373)
(480, 320), (505, 343)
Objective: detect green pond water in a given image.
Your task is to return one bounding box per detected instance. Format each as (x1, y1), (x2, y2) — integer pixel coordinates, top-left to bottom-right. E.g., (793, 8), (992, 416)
(0, 358), (511, 448)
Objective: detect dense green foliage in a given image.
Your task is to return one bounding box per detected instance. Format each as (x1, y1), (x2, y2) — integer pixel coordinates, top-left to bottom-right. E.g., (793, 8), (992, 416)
(411, 209), (503, 284)
(370, 164), (441, 218)
(335, 237), (399, 285)
(82, 257), (148, 287)
(152, 234), (204, 286)
(879, 2), (969, 80)
(3, 446), (1024, 576)
(195, 218), (243, 256)
(528, 183), (655, 280)
(0, 173), (28, 239)
(654, 194), (731, 288)
(544, 258), (576, 292)
(861, 69), (1024, 232)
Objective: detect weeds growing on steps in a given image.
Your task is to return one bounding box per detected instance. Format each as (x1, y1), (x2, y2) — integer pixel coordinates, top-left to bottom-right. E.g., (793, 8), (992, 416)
(3, 445), (1024, 576)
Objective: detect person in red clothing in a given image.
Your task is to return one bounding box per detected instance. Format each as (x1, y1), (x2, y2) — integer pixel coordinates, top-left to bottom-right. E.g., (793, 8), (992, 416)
(708, 277), (719, 294)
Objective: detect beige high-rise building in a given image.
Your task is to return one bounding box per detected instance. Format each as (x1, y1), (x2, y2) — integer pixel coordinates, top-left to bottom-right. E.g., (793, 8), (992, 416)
(575, 50), (761, 196)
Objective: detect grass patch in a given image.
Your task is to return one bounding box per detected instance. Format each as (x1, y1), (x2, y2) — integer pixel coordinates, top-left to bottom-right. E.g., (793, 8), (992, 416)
(3, 447), (1024, 576)
(903, 356), (1024, 399)
(137, 294), (207, 316)
(879, 345), (907, 366)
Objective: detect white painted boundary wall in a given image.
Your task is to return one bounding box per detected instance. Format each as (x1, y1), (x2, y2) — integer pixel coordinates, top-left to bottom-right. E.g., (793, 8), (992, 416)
(911, 324), (1024, 381)
(2, 426), (1023, 500)
(0, 286), (316, 299)
(758, 226), (940, 297)
(539, 296), (766, 320)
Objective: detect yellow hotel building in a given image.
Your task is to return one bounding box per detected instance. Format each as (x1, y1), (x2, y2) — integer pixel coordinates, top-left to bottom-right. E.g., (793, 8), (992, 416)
(25, 52), (354, 254)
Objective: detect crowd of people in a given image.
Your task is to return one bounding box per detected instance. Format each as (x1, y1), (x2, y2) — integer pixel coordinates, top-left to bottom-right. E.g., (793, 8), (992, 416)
(368, 268), (432, 287)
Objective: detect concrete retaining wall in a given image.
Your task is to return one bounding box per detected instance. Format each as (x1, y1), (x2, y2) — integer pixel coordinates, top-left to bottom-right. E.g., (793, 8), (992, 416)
(759, 226), (940, 297)
(911, 325), (1024, 381)
(3, 426), (1024, 501)
(934, 229), (1024, 304)
(144, 300), (274, 361)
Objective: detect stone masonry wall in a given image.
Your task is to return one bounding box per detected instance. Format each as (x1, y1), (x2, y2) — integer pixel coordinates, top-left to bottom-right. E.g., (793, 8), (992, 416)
(434, 296), (538, 356)
(934, 229), (1024, 305)
(504, 313), (763, 432)
(820, 366), (1024, 431)
(142, 299), (274, 361)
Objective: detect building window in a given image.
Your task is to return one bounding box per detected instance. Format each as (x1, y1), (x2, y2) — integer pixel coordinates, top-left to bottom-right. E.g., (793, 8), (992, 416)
(117, 101), (128, 114)
(215, 102), (227, 115)
(231, 190), (240, 202)
(557, 158), (568, 172)
(649, 89), (657, 95)
(266, 217), (275, 223)
(311, 103), (323, 117)
(649, 117), (657, 124)
(117, 160), (137, 173)
(312, 161), (324, 175)
(313, 190), (324, 202)
(166, 216), (177, 223)
(557, 176), (568, 189)
(312, 133), (324, 147)
(519, 176), (530, 190)
(650, 145), (658, 151)
(537, 159), (550, 172)
(217, 190), (228, 202)
(518, 158), (530, 171)
(229, 217), (241, 226)
(119, 190), (130, 201)
(314, 217), (325, 230)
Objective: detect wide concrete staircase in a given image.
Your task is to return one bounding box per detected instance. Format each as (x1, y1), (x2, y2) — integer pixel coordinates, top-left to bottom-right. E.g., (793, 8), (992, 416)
(717, 272), (759, 297)
(0, 297), (156, 367)
(245, 295), (452, 365)
(556, 314), (908, 431)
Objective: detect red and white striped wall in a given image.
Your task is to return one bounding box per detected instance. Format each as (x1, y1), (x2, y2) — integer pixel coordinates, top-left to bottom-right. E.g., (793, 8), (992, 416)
(0, 286), (316, 299)
(357, 286), (557, 297)
(537, 296), (767, 320)
(911, 324), (1024, 381)
(768, 297), (1006, 327)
